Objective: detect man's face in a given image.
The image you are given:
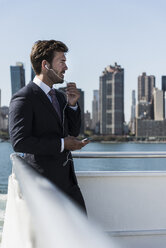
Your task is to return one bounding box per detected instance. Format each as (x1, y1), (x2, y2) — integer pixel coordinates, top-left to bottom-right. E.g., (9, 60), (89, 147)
(48, 52), (68, 84)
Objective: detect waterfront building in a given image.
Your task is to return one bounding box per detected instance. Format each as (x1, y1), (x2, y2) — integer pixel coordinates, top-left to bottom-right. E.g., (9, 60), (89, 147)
(58, 87), (85, 134)
(136, 88), (165, 137)
(153, 88), (164, 121)
(138, 72), (155, 103)
(84, 110), (92, 130)
(31, 67), (36, 81)
(136, 101), (153, 119)
(136, 118), (166, 137)
(161, 76), (166, 118)
(0, 89), (9, 131)
(10, 62), (25, 96)
(99, 63), (124, 135)
(0, 106), (9, 131)
(164, 92), (166, 119)
(0, 89), (1, 130)
(92, 90), (99, 133)
(161, 76), (166, 91)
(130, 90), (136, 134)
(135, 73), (162, 137)
(78, 88), (85, 134)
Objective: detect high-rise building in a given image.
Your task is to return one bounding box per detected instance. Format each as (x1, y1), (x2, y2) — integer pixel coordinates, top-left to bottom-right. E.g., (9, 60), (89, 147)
(84, 110), (92, 130)
(58, 86), (84, 134)
(153, 88), (164, 121)
(138, 72), (155, 103)
(31, 67), (36, 81)
(99, 63), (124, 135)
(0, 89), (1, 108)
(77, 88), (85, 134)
(161, 76), (166, 118)
(92, 90), (99, 132)
(136, 101), (152, 119)
(10, 62), (25, 95)
(131, 90), (136, 120)
(130, 90), (136, 134)
(161, 76), (166, 91)
(136, 119), (166, 137)
(164, 92), (166, 119)
(0, 106), (9, 131)
(136, 75), (166, 137)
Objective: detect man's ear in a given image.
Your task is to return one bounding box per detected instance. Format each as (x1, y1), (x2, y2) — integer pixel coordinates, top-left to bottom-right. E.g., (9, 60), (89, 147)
(41, 60), (49, 71)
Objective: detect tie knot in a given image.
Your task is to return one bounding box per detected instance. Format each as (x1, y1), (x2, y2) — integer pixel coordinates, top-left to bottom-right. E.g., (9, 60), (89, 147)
(49, 89), (56, 96)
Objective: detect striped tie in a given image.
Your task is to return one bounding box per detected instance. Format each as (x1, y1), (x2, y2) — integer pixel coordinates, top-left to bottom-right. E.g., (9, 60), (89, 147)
(48, 89), (61, 121)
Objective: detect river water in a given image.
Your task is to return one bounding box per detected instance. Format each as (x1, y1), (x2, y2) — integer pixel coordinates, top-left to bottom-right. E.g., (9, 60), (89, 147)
(74, 141), (166, 171)
(1, 141), (166, 193)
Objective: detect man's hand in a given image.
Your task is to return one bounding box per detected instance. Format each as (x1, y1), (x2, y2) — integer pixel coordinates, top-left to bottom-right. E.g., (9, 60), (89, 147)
(66, 83), (80, 106)
(64, 136), (89, 151)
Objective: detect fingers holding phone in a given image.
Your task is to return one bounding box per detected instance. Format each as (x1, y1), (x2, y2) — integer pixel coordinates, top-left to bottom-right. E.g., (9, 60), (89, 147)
(81, 137), (91, 145)
(64, 136), (90, 151)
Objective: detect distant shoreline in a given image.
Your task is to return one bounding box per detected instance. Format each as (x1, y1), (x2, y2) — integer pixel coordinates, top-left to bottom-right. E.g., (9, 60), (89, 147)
(1, 137), (166, 144)
(100, 140), (166, 144)
(0, 139), (10, 143)
(0, 131), (9, 142)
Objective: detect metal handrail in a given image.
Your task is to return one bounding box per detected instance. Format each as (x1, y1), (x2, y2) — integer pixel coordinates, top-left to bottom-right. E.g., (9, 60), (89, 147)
(72, 151), (166, 158)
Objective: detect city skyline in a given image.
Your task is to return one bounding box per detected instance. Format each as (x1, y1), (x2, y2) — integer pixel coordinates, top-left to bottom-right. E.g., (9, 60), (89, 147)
(0, 0), (166, 122)
(0, 61), (166, 123)
(1, 61), (166, 136)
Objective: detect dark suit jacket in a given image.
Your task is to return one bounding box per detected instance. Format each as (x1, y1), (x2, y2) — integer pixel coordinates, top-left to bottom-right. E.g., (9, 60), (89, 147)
(9, 81), (81, 192)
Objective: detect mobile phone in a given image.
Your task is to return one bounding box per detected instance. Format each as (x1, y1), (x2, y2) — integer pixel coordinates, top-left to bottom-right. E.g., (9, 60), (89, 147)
(82, 137), (92, 142)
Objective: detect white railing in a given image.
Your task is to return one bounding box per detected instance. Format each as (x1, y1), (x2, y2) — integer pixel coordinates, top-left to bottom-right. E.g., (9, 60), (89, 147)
(1, 153), (114, 248)
(72, 151), (166, 158)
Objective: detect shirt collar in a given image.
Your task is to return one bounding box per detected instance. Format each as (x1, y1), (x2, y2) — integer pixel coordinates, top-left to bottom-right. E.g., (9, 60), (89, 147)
(33, 76), (52, 95)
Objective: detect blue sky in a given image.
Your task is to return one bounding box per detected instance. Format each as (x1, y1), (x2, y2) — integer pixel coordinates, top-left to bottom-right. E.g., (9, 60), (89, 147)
(0, 0), (166, 122)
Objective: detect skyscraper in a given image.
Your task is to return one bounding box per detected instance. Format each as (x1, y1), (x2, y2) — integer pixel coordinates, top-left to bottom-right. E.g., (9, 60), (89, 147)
(131, 90), (136, 120)
(130, 90), (136, 134)
(92, 90), (99, 132)
(77, 88), (85, 134)
(0, 106), (9, 131)
(161, 76), (166, 118)
(0, 89), (1, 108)
(84, 110), (92, 130)
(99, 63), (124, 135)
(136, 101), (152, 119)
(10, 62), (25, 96)
(161, 76), (166, 92)
(153, 88), (164, 121)
(136, 82), (165, 137)
(31, 67), (36, 81)
(138, 72), (155, 103)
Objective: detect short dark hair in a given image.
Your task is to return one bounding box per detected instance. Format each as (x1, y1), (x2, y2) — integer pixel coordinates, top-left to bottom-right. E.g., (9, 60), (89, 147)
(30, 40), (68, 75)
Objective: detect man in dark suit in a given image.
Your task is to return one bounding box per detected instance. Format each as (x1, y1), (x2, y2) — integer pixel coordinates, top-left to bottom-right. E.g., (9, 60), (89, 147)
(9, 40), (89, 213)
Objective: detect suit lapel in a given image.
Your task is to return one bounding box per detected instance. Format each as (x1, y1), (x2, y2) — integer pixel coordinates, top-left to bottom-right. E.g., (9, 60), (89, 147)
(30, 82), (62, 124)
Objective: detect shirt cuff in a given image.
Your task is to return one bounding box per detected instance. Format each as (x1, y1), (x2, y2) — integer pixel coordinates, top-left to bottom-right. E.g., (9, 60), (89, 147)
(69, 104), (78, 111)
(61, 138), (64, 152)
